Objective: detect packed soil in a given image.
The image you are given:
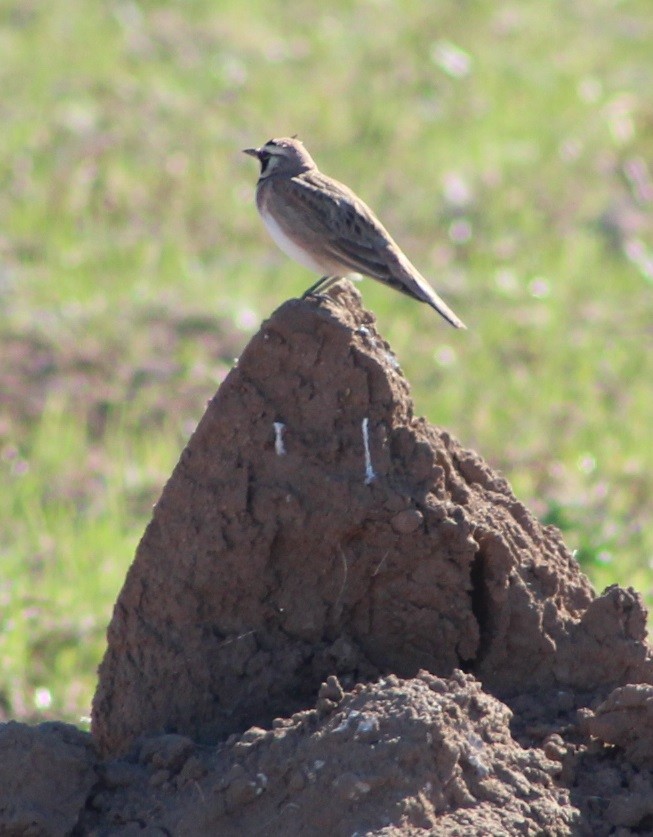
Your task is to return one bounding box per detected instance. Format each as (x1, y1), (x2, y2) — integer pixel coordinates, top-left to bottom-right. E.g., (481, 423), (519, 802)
(2, 283), (653, 835)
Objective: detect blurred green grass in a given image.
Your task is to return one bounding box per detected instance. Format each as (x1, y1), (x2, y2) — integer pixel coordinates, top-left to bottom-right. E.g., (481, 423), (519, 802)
(1, 0), (652, 724)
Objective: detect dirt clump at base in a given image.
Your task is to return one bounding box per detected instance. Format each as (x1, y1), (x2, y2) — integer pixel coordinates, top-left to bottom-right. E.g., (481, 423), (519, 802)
(79, 672), (581, 835)
(0, 721), (96, 835)
(3, 282), (653, 835)
(4, 672), (653, 835)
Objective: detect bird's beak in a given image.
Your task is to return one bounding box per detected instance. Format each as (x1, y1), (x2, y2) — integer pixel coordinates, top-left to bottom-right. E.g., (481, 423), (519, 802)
(242, 147), (261, 159)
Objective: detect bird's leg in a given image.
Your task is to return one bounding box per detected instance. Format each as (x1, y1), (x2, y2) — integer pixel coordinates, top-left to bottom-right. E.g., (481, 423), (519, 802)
(301, 276), (341, 299)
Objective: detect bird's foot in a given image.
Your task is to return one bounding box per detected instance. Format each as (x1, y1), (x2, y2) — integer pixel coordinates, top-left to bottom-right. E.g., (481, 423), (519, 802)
(301, 275), (342, 299)
(302, 291), (331, 302)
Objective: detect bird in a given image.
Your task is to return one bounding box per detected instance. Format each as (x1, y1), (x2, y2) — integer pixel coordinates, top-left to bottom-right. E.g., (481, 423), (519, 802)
(242, 136), (466, 329)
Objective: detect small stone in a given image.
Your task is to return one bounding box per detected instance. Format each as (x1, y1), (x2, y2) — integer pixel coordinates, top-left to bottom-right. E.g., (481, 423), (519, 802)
(316, 697), (338, 716)
(149, 769), (169, 787)
(319, 675), (344, 703)
(240, 726), (268, 743)
(391, 508), (424, 534)
(177, 755), (207, 784)
(225, 775), (258, 811)
(333, 772), (371, 800)
(543, 734), (566, 762)
(138, 734), (195, 771)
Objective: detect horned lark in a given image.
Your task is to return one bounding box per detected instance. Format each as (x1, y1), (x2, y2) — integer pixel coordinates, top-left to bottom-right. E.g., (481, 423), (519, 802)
(243, 137), (466, 328)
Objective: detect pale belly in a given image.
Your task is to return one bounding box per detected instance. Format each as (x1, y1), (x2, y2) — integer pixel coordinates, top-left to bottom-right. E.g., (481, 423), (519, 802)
(260, 207), (342, 276)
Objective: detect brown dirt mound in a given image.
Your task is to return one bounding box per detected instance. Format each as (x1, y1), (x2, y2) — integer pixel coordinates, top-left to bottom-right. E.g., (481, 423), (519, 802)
(91, 283), (650, 756)
(2, 283), (653, 835)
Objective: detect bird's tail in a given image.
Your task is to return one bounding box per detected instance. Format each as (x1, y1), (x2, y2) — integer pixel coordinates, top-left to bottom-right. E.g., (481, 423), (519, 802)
(398, 258), (466, 329)
(421, 284), (466, 329)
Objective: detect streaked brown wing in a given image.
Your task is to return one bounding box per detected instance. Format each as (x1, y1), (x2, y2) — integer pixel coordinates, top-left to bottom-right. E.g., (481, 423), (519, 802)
(321, 238), (396, 281)
(268, 173), (400, 282)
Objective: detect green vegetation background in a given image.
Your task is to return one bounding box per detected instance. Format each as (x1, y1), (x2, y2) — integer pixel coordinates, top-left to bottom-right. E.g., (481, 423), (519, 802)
(1, 0), (652, 724)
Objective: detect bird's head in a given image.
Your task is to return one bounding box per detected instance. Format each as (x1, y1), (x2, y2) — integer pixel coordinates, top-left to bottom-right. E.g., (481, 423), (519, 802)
(242, 136), (316, 179)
